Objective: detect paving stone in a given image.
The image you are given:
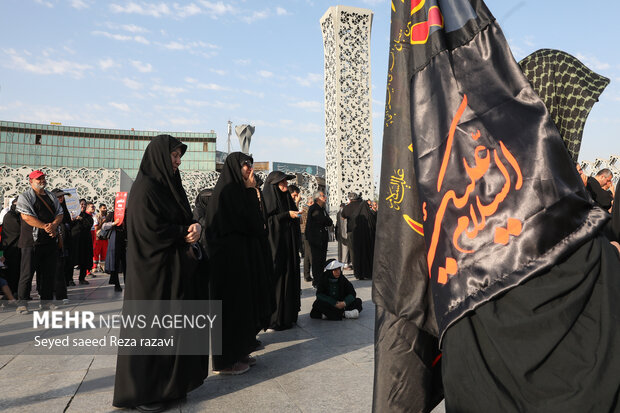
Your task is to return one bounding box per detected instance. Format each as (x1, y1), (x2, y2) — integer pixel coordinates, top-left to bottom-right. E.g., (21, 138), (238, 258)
(0, 242), (404, 412)
(0, 370), (86, 409)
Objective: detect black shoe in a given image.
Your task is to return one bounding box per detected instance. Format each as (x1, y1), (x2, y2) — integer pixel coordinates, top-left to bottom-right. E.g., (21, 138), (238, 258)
(79, 280), (90, 285)
(135, 402), (165, 413)
(69, 281), (76, 286)
(114, 285), (123, 292)
(304, 277), (313, 282)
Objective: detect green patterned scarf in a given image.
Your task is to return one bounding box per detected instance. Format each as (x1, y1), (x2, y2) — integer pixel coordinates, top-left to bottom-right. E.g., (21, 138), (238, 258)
(519, 49), (610, 162)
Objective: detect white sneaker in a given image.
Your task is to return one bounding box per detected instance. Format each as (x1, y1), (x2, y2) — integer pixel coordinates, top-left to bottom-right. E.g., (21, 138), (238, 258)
(344, 309), (359, 319)
(62, 299), (70, 305)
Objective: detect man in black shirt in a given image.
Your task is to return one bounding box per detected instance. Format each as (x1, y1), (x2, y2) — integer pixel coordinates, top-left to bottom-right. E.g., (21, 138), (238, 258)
(15, 170), (63, 313)
(586, 169), (613, 210)
(305, 191), (333, 287)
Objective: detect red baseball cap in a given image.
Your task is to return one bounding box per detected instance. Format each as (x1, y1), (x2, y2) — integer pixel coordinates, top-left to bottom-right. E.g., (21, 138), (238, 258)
(29, 170), (45, 179)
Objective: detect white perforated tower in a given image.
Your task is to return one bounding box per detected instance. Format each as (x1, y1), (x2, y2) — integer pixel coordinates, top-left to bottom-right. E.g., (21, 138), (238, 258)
(320, 6), (374, 213)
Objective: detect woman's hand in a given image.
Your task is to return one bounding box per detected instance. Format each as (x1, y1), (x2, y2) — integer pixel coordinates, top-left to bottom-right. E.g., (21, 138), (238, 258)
(289, 210), (300, 219)
(185, 223), (202, 243)
(243, 169), (256, 189)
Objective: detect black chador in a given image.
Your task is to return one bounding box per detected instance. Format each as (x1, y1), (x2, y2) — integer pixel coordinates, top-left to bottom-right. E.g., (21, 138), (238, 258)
(343, 199), (376, 280)
(71, 208), (93, 280)
(204, 152), (274, 371)
(113, 135), (207, 409)
(193, 188), (212, 252)
(1, 200), (21, 294)
(263, 171), (301, 330)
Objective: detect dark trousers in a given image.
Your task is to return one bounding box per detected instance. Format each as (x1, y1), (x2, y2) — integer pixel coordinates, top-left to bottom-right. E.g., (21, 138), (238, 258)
(79, 267), (88, 282)
(64, 256), (74, 285)
(109, 271), (121, 287)
(347, 232), (355, 269)
(303, 238), (313, 281)
(53, 255), (68, 300)
(18, 244), (58, 304)
(3, 247), (21, 295)
(310, 297), (363, 320)
(310, 242), (327, 286)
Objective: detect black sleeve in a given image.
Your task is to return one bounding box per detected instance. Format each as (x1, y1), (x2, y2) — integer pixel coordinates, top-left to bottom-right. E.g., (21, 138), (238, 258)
(325, 215), (333, 227)
(587, 178), (613, 210)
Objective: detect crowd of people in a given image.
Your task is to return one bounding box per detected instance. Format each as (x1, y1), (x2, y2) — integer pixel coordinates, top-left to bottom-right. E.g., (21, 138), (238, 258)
(1, 135), (618, 412)
(0, 171), (126, 313)
(0, 134), (378, 412)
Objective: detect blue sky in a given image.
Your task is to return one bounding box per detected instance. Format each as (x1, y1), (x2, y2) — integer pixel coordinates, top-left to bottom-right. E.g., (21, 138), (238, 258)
(1, 0), (619, 184)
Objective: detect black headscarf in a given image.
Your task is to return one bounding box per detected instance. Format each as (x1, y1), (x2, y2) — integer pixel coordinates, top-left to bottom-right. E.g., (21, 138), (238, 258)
(204, 152), (255, 255)
(263, 171), (296, 217)
(135, 134), (192, 223)
(262, 171), (297, 262)
(123, 134), (197, 301)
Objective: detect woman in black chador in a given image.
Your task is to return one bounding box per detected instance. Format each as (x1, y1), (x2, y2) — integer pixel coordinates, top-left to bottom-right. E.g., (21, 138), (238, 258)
(263, 171), (301, 330)
(113, 135), (207, 412)
(345, 198), (376, 280)
(205, 152), (274, 375)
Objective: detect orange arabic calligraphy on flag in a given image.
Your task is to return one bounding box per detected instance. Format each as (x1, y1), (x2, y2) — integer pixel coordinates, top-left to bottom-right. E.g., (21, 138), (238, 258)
(427, 95), (524, 285)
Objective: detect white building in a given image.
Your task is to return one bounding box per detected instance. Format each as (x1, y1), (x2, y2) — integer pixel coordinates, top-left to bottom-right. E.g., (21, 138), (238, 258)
(320, 6), (374, 213)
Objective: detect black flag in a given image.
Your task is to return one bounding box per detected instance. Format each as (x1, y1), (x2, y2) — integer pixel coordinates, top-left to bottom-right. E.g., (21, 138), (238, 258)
(372, 1), (608, 411)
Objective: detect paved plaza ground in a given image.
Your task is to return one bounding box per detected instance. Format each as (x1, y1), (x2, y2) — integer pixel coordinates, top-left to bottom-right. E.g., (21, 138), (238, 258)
(0, 242), (445, 412)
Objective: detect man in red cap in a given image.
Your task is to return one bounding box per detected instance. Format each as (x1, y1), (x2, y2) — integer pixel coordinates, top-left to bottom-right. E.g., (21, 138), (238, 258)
(15, 170), (64, 313)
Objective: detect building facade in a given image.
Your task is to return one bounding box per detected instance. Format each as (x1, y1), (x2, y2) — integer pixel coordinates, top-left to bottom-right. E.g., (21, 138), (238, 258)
(320, 6), (374, 213)
(272, 161), (326, 178)
(0, 121), (216, 179)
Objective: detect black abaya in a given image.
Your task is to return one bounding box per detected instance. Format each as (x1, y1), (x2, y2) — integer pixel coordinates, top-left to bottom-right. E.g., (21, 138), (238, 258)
(263, 171), (301, 330)
(71, 210), (93, 270)
(442, 236), (620, 412)
(348, 201), (376, 279)
(193, 189), (212, 253)
(205, 152), (274, 370)
(113, 135), (207, 408)
(1, 207), (21, 294)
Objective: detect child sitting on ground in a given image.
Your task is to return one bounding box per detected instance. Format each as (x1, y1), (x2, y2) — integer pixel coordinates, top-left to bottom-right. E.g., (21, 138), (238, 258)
(310, 259), (363, 320)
